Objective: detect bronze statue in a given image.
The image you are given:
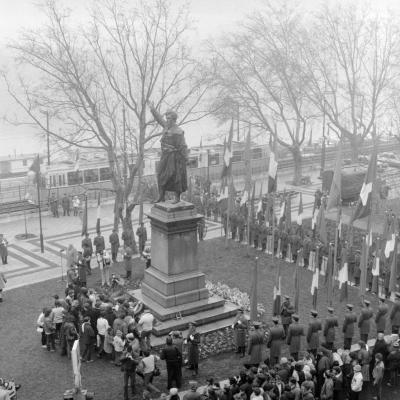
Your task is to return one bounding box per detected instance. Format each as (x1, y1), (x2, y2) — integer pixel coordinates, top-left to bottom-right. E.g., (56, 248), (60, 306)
(148, 101), (188, 203)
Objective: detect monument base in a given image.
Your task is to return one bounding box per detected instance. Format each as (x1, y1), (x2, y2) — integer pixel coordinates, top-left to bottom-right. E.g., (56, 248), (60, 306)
(131, 289), (238, 336)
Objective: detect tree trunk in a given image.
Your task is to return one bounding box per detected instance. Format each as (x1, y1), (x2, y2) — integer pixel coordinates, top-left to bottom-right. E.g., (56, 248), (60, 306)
(113, 189), (123, 231)
(290, 146), (303, 185)
(349, 135), (364, 162)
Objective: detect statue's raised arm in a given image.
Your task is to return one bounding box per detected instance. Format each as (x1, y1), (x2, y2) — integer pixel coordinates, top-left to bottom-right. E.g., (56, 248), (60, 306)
(147, 101), (188, 204)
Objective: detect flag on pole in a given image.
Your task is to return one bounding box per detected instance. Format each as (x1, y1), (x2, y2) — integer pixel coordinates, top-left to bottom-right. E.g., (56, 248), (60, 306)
(257, 183), (263, 214)
(389, 235), (398, 294)
(338, 246), (349, 302)
(250, 258), (259, 322)
(327, 142), (342, 211)
(81, 195), (88, 236)
(273, 267), (282, 316)
(297, 193), (303, 226)
(317, 206), (328, 245)
(96, 193), (101, 234)
(311, 265), (319, 309)
(220, 119), (234, 184)
(219, 185), (229, 201)
(294, 249), (302, 312)
(359, 230), (371, 297)
(326, 245), (334, 305)
(268, 139), (278, 193)
(250, 182), (256, 223)
(371, 239), (380, 294)
(351, 150), (377, 222)
(385, 218), (396, 258)
(311, 206), (319, 230)
(285, 195), (292, 231)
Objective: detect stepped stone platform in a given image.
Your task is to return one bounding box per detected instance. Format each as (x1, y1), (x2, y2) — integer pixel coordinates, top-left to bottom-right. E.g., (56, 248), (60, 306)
(132, 200), (238, 336)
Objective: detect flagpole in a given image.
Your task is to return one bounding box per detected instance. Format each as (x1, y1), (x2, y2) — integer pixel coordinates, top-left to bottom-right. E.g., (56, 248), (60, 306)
(332, 201), (342, 299)
(271, 192), (275, 257)
(225, 177), (232, 248)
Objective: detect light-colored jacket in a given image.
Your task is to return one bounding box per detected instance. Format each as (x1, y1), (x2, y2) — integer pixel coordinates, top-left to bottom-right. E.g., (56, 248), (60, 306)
(351, 371), (363, 392)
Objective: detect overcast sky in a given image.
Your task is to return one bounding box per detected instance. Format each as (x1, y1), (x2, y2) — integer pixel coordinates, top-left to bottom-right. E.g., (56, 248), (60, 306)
(0, 0), (399, 156)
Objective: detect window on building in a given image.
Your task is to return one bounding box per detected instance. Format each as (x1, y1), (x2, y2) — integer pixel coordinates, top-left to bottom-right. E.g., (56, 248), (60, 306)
(99, 167), (112, 181)
(251, 148), (262, 159)
(84, 169), (99, 183)
(67, 171), (83, 185)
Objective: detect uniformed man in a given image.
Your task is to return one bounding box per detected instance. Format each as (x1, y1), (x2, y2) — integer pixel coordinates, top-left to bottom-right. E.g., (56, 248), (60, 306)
(93, 231), (105, 255)
(286, 314), (304, 361)
(342, 303), (357, 350)
(232, 308), (248, 357)
(280, 229), (289, 259)
(197, 218), (206, 241)
(109, 229), (120, 262)
(237, 213), (246, 243)
(358, 299), (373, 343)
(267, 316), (285, 366)
(247, 321), (264, 368)
(307, 310), (322, 357)
(260, 224), (268, 251)
(390, 292), (400, 334)
(323, 307), (338, 350)
(353, 249), (361, 286)
(280, 295), (295, 337)
(136, 223), (148, 253)
(81, 233), (93, 275)
(375, 295), (389, 334)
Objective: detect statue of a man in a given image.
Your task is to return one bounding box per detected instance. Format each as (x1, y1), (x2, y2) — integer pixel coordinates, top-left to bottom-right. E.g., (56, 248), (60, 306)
(148, 101), (188, 203)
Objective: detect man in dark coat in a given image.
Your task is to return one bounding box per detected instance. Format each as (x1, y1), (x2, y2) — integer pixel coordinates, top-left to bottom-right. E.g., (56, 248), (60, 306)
(247, 321), (264, 368)
(50, 194), (59, 217)
(93, 231), (105, 255)
(280, 295), (295, 337)
(186, 322), (200, 376)
(61, 193), (70, 216)
(286, 314), (304, 361)
(323, 307), (339, 350)
(342, 303), (357, 350)
(375, 295), (389, 334)
(390, 292), (400, 334)
(136, 223), (148, 253)
(307, 310), (322, 357)
(120, 345), (140, 400)
(82, 233), (93, 275)
(0, 235), (8, 265)
(160, 336), (182, 389)
(358, 299), (373, 343)
(267, 316), (285, 366)
(80, 316), (95, 362)
(109, 229), (120, 262)
(232, 308), (248, 357)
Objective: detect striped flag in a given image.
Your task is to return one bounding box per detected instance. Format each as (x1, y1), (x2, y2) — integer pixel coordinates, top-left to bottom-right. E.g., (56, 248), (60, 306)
(311, 265), (319, 309)
(327, 142), (342, 211)
(220, 119), (234, 185)
(268, 138), (278, 193)
(96, 193), (101, 234)
(351, 150), (377, 222)
(285, 195), (292, 231)
(389, 235), (398, 294)
(317, 206), (328, 245)
(81, 195), (88, 236)
(326, 244), (334, 305)
(273, 266), (281, 316)
(338, 246), (349, 302)
(257, 183), (263, 214)
(359, 230), (372, 297)
(297, 193), (303, 226)
(371, 239), (381, 294)
(385, 218), (396, 258)
(311, 206), (319, 230)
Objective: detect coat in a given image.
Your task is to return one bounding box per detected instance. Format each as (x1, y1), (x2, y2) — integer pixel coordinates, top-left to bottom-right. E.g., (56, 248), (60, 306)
(342, 312), (357, 338)
(287, 323), (304, 354)
(233, 314), (248, 347)
(187, 330), (200, 365)
(0, 273), (6, 290)
(267, 325), (285, 359)
(280, 301), (295, 325)
(82, 238), (93, 255)
(80, 322), (95, 345)
(323, 315), (339, 343)
(0, 239), (8, 258)
(61, 196), (70, 209)
(358, 307), (373, 335)
(390, 301), (400, 327)
(375, 303), (389, 333)
(109, 232), (120, 252)
(307, 318), (322, 350)
(247, 329), (264, 364)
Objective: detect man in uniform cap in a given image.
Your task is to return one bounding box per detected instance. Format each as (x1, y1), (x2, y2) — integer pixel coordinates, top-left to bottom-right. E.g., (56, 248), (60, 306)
(343, 304), (357, 350)
(358, 299), (373, 343)
(267, 316), (285, 366)
(390, 292), (400, 334)
(323, 307), (339, 350)
(375, 295), (389, 334)
(280, 295), (295, 337)
(286, 314), (304, 361)
(307, 310), (322, 357)
(232, 308), (248, 357)
(247, 321), (264, 368)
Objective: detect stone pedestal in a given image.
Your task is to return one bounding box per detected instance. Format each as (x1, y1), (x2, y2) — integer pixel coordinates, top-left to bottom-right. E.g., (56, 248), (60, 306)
(132, 200), (237, 336)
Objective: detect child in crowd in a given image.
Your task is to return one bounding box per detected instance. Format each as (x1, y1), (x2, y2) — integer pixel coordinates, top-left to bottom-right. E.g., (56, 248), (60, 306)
(113, 330), (125, 366)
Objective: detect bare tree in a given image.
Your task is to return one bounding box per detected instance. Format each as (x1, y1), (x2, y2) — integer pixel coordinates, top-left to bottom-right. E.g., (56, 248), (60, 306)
(301, 3), (400, 160)
(207, 2), (314, 185)
(2, 0), (210, 233)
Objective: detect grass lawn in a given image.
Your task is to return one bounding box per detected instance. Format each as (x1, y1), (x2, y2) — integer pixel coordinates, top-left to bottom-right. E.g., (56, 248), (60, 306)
(0, 238), (398, 399)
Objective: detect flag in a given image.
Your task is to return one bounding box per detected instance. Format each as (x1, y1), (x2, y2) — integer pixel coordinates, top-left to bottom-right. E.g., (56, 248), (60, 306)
(257, 183), (263, 214)
(294, 249), (302, 312)
(359, 230), (371, 297)
(243, 128), (252, 195)
(311, 266), (319, 309)
(371, 239), (380, 294)
(81, 195), (88, 236)
(389, 235), (398, 294)
(311, 206), (319, 230)
(250, 182), (256, 222)
(273, 266), (281, 316)
(326, 245), (335, 305)
(268, 144), (278, 193)
(220, 119), (234, 183)
(317, 206), (328, 245)
(327, 142), (342, 211)
(385, 218), (396, 258)
(279, 197), (286, 222)
(351, 150), (377, 222)
(297, 193), (303, 226)
(29, 155), (41, 184)
(338, 246), (349, 302)
(96, 193), (101, 234)
(219, 185), (229, 201)
(285, 195), (292, 231)
(250, 258), (259, 322)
